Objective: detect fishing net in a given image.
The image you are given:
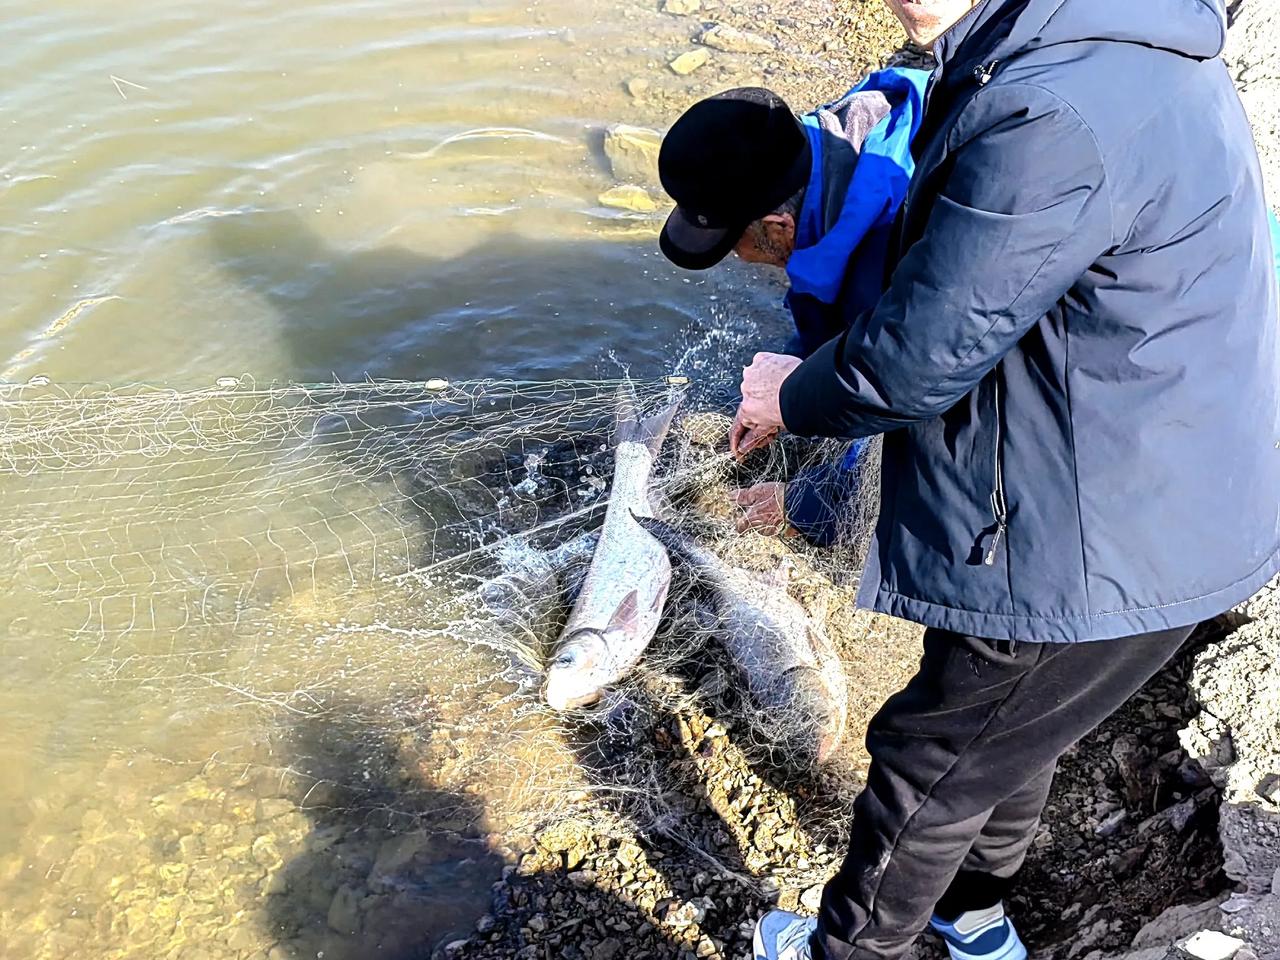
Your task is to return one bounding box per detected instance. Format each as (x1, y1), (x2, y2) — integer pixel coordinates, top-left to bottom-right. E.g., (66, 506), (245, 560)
(0, 375), (885, 955)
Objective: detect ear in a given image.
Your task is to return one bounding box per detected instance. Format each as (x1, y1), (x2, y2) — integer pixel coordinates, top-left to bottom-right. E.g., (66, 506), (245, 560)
(761, 212), (796, 242)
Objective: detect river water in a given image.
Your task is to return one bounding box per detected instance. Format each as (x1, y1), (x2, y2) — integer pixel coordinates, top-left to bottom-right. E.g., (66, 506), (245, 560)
(0, 2), (792, 958)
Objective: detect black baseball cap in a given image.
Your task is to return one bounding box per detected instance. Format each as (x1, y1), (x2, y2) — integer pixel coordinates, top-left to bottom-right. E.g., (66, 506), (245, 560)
(658, 87), (811, 271)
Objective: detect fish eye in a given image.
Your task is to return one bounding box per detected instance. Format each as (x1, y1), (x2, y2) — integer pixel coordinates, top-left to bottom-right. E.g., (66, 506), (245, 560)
(549, 650), (577, 669)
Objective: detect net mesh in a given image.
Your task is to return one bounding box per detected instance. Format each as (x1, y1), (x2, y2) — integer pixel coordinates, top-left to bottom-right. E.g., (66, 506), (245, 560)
(0, 375), (880, 849)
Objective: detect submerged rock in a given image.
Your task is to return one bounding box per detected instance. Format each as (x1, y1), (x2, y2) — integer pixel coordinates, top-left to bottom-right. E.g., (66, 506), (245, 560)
(598, 185), (661, 214)
(698, 24), (775, 54)
(669, 49), (710, 76)
(602, 124), (662, 186)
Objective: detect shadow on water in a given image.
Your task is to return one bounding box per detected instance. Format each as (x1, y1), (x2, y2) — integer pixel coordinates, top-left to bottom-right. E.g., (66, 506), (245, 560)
(261, 700), (702, 960)
(261, 702), (505, 960)
(208, 211), (700, 384)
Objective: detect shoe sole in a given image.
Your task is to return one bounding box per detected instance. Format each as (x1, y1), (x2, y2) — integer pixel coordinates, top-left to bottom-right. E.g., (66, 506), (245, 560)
(752, 922), (767, 959)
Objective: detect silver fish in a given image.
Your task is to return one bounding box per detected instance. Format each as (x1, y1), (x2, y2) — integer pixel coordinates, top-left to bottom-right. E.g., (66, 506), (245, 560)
(543, 387), (683, 710)
(632, 514), (848, 764)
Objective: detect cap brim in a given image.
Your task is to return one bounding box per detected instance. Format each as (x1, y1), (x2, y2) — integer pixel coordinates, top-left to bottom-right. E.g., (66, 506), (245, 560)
(659, 206), (743, 271)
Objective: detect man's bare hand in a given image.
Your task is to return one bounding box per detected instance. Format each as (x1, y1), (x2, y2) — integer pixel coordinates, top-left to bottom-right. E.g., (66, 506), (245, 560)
(729, 407), (781, 460)
(732, 482), (797, 537)
(732, 353), (798, 458)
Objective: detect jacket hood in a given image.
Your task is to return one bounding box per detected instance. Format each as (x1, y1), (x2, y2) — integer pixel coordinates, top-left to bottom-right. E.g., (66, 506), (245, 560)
(939, 0), (1227, 72)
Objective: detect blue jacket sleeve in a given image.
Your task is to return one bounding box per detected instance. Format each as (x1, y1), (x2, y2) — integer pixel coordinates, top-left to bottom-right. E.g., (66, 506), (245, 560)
(784, 439), (870, 547)
(779, 85), (1113, 439)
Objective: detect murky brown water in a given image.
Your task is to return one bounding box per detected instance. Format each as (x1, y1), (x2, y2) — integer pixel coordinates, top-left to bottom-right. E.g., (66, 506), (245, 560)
(0, 1), (791, 957)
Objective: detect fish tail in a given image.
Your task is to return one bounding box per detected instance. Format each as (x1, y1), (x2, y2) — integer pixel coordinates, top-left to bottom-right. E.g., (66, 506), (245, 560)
(614, 382), (684, 457)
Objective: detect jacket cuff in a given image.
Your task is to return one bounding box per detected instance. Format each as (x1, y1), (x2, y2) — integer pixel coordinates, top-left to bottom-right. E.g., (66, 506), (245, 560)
(779, 334), (851, 438)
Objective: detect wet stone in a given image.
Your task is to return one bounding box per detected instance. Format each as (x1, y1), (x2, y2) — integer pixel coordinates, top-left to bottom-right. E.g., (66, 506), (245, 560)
(1177, 930), (1246, 960)
(256, 798), (296, 821)
(327, 884), (362, 935)
(598, 185), (660, 214)
(601, 125), (662, 187)
(669, 49), (710, 75)
(698, 24), (775, 54)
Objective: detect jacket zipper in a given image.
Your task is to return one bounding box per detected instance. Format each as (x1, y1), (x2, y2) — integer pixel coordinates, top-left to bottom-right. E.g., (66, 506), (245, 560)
(973, 59), (1000, 86)
(984, 374), (1009, 567)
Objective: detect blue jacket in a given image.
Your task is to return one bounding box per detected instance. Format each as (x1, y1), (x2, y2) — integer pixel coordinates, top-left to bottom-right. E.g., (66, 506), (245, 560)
(784, 69), (930, 359)
(780, 0), (1280, 642)
(781, 69), (928, 545)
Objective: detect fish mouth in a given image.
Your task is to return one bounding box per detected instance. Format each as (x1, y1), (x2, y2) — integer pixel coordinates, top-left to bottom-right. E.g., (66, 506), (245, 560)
(544, 629), (607, 711)
(545, 687), (605, 711)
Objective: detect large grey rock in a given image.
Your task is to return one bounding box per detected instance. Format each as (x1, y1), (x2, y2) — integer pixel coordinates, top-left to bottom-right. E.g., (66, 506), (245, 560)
(602, 124), (662, 186)
(1133, 899), (1224, 948)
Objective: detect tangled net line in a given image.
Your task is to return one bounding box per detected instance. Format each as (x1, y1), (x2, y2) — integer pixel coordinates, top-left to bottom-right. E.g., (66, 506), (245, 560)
(0, 376), (880, 847)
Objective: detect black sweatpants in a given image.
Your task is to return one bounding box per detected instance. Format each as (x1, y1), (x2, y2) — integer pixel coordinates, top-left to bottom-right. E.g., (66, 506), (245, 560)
(813, 624), (1196, 960)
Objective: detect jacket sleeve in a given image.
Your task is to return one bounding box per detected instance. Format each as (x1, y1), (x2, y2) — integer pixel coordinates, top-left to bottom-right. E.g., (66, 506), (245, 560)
(780, 85), (1113, 439)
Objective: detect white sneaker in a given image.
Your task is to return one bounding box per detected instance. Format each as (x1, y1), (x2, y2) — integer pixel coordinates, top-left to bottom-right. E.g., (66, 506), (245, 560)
(753, 909), (818, 960)
(929, 904), (1028, 960)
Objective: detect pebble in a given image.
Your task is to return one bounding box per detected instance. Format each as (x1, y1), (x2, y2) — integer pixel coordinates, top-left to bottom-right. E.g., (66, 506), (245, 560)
(625, 77), (650, 99)
(669, 49), (710, 75)
(799, 884), (824, 911)
(1095, 809), (1128, 837)
(662, 0), (701, 13)
(256, 798), (295, 821)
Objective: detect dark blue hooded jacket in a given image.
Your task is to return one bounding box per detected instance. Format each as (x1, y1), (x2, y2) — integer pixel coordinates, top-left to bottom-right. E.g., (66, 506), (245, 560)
(779, 0), (1280, 642)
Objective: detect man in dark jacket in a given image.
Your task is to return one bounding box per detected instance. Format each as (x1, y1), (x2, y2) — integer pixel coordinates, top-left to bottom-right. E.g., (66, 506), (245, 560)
(743, 1), (1280, 959)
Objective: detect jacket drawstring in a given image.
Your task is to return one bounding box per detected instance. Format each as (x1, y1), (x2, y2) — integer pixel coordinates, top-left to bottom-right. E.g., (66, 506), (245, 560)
(985, 375), (1009, 567)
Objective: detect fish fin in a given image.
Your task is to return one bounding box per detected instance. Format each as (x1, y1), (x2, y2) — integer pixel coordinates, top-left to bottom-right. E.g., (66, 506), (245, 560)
(630, 511), (724, 583)
(630, 512), (684, 551)
(650, 577), (670, 614)
(609, 590), (640, 635)
(614, 382), (684, 457)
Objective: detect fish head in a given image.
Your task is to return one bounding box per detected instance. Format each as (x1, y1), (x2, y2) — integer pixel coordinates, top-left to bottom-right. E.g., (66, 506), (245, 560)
(771, 666), (848, 766)
(544, 629), (610, 711)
